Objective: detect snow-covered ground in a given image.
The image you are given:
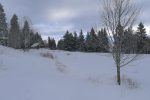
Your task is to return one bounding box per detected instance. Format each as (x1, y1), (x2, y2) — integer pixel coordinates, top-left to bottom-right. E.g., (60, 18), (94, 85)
(0, 46), (149, 100)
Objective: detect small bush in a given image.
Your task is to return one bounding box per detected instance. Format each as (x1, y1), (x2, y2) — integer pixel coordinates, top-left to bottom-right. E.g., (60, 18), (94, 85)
(40, 52), (55, 59)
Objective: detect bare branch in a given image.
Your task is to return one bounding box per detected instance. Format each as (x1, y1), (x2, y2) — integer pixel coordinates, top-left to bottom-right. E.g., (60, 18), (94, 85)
(101, 0), (140, 85)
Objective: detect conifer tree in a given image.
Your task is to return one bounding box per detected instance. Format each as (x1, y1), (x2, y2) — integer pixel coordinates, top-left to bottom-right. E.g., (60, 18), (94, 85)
(98, 28), (109, 52)
(77, 30), (85, 51)
(145, 37), (150, 54)
(136, 22), (147, 53)
(72, 32), (78, 51)
(88, 28), (98, 52)
(8, 14), (21, 49)
(48, 37), (52, 49)
(51, 38), (56, 50)
(57, 39), (64, 50)
(29, 30), (34, 46)
(22, 20), (31, 48)
(0, 3), (8, 46)
(97, 29), (106, 52)
(85, 32), (92, 52)
(63, 31), (74, 51)
(33, 32), (43, 43)
(48, 37), (56, 50)
(48, 37), (50, 48)
(122, 28), (137, 53)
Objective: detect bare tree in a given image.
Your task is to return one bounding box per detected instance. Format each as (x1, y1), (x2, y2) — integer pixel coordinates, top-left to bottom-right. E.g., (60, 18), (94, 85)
(101, 0), (140, 85)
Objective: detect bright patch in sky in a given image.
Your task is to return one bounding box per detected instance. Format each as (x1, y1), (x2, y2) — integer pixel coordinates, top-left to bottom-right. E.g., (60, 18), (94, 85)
(133, 25), (150, 35)
(48, 9), (78, 21)
(145, 26), (150, 35)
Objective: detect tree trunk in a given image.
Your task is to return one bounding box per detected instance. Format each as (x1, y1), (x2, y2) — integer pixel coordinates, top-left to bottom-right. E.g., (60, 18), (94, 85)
(117, 64), (121, 85)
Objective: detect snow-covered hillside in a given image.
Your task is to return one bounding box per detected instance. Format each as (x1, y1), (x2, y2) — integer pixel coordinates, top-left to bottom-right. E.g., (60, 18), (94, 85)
(0, 46), (149, 100)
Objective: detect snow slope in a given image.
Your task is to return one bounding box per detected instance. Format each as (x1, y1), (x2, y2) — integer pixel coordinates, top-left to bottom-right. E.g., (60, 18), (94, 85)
(0, 46), (149, 100)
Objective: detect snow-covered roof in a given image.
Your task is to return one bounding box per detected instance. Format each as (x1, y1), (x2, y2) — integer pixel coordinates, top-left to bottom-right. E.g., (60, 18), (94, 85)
(31, 43), (40, 47)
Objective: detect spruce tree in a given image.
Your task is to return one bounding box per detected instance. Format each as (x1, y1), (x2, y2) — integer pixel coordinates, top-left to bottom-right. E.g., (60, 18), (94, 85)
(0, 3), (8, 46)
(136, 22), (147, 53)
(51, 38), (56, 50)
(102, 28), (109, 52)
(97, 30), (103, 52)
(97, 30), (104, 52)
(48, 37), (56, 50)
(97, 29), (109, 52)
(72, 32), (78, 51)
(89, 28), (98, 52)
(85, 32), (92, 52)
(57, 39), (64, 50)
(22, 20), (31, 49)
(29, 30), (34, 46)
(48, 37), (52, 49)
(8, 14), (21, 49)
(63, 30), (70, 50)
(145, 37), (150, 54)
(77, 30), (85, 51)
(122, 28), (137, 53)
(33, 32), (43, 43)
(63, 31), (74, 51)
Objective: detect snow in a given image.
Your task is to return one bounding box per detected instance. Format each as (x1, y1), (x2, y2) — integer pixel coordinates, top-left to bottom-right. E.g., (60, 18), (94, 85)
(31, 43), (40, 48)
(0, 46), (149, 100)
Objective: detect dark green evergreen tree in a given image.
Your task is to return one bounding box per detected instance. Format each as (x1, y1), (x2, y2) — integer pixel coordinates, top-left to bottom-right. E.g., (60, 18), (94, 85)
(8, 14), (21, 49)
(97, 28), (109, 52)
(22, 20), (31, 49)
(29, 30), (34, 46)
(85, 28), (98, 52)
(102, 28), (109, 52)
(57, 39), (64, 50)
(0, 3), (8, 46)
(72, 32), (78, 51)
(122, 28), (137, 54)
(145, 37), (150, 54)
(31, 32), (44, 48)
(77, 30), (85, 51)
(33, 32), (43, 43)
(63, 31), (74, 51)
(85, 32), (92, 52)
(51, 38), (56, 50)
(136, 22), (147, 53)
(48, 37), (56, 50)
(48, 37), (52, 49)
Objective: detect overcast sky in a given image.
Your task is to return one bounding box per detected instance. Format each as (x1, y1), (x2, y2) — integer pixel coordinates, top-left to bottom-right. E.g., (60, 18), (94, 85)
(1, 0), (150, 40)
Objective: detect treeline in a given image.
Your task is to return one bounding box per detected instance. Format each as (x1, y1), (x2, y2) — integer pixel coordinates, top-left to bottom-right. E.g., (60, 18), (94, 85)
(54, 23), (150, 54)
(57, 28), (109, 52)
(8, 15), (44, 49)
(0, 3), (44, 49)
(0, 3), (150, 54)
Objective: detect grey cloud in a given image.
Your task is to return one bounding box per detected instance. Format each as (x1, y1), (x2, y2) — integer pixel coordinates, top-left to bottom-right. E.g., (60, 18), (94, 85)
(1, 0), (150, 39)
